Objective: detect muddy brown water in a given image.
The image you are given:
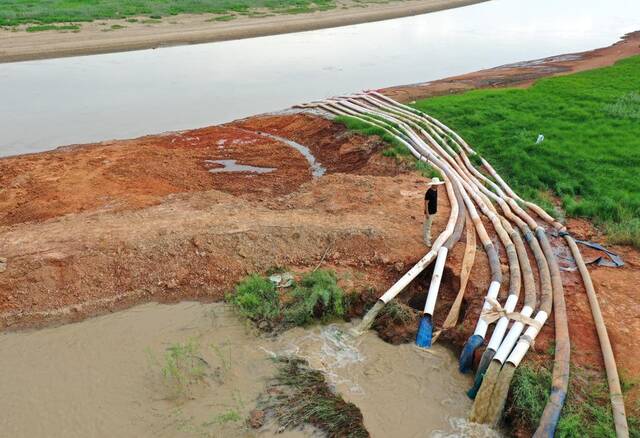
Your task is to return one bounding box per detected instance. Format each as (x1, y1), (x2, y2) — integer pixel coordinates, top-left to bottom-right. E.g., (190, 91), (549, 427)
(0, 302), (500, 437)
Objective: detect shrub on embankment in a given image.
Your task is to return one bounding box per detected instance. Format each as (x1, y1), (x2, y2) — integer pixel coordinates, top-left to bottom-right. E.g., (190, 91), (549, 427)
(412, 56), (640, 248)
(226, 269), (345, 330)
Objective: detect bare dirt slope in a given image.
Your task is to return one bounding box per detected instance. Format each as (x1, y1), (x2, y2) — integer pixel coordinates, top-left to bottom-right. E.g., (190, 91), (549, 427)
(2, 110), (638, 383)
(0, 113), (463, 329)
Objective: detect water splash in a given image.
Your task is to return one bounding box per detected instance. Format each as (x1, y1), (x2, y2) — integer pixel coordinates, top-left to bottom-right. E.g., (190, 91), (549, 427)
(431, 417), (503, 438)
(352, 300), (384, 336)
(274, 324), (365, 393)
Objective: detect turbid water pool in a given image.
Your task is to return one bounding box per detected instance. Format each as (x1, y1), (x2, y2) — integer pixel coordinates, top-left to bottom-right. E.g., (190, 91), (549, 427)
(0, 302), (500, 437)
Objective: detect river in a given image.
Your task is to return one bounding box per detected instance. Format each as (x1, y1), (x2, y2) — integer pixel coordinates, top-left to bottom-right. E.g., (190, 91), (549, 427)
(0, 0), (638, 157)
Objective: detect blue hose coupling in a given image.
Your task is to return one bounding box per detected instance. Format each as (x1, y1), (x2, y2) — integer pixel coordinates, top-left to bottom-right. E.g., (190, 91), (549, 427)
(459, 334), (484, 373)
(415, 314), (433, 348)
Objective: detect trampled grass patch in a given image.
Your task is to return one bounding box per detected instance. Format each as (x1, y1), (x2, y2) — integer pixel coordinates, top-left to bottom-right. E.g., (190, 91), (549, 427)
(0, 0), (336, 26)
(412, 56), (640, 247)
(262, 356), (369, 437)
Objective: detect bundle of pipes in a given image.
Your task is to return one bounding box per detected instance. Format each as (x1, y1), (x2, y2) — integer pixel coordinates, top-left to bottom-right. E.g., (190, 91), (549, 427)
(301, 92), (629, 437)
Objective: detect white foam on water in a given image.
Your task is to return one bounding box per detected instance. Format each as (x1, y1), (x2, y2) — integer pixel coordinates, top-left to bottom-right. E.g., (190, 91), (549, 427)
(431, 416), (503, 438)
(271, 324), (365, 393)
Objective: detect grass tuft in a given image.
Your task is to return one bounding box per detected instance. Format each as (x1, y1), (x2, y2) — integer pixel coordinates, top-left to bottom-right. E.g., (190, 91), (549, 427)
(262, 356), (369, 437)
(376, 300), (415, 324)
(226, 269), (345, 330)
(507, 363), (551, 429)
(208, 14), (236, 21)
(153, 338), (208, 400)
(226, 274), (280, 322)
(506, 363), (640, 437)
(284, 270), (345, 326)
(25, 24), (79, 32)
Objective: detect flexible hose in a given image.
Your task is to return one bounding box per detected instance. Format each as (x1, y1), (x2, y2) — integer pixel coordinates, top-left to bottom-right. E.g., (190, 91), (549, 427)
(319, 102), (463, 335)
(331, 98), (505, 356)
(351, 93), (561, 430)
(564, 234), (629, 437)
(347, 96), (514, 371)
(307, 93), (625, 436)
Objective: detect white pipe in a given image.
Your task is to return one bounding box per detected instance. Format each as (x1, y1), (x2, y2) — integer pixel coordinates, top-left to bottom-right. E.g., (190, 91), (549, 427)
(507, 311), (548, 367)
(319, 101), (461, 307)
(325, 96), (529, 366)
(424, 246), (449, 315)
(473, 281), (501, 338)
(493, 305), (534, 363)
(348, 96), (514, 346)
(486, 294), (520, 351)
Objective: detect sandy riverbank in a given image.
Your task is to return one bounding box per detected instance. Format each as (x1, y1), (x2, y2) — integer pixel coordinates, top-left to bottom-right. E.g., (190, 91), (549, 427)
(0, 0), (485, 63)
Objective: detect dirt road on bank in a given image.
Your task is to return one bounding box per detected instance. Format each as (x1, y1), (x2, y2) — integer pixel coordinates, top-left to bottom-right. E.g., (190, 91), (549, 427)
(0, 0), (485, 63)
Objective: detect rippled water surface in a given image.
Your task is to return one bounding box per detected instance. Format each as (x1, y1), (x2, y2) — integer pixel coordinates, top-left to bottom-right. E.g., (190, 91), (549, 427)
(0, 302), (500, 437)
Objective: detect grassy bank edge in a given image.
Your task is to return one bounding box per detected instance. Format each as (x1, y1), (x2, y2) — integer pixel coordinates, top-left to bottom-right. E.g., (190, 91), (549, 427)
(412, 56), (640, 248)
(507, 362), (640, 437)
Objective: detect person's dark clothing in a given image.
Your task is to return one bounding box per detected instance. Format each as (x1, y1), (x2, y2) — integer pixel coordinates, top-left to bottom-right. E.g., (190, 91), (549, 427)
(425, 188), (438, 215)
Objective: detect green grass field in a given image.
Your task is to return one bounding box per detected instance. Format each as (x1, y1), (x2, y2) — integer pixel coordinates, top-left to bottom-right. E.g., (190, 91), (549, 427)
(412, 56), (640, 247)
(0, 0), (335, 26)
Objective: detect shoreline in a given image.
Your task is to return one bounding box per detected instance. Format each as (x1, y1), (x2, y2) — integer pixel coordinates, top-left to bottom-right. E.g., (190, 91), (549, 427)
(381, 30), (640, 102)
(0, 0), (486, 64)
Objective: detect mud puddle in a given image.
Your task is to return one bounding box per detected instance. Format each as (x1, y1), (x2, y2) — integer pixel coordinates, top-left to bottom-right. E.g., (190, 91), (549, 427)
(0, 302), (499, 437)
(205, 159), (276, 174)
(258, 132), (326, 177)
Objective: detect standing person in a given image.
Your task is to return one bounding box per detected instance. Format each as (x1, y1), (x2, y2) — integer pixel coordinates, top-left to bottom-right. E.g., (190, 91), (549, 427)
(424, 177), (444, 246)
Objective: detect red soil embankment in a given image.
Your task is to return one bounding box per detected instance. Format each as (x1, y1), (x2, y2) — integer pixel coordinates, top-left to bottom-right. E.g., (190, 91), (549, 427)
(1, 33), (640, 433)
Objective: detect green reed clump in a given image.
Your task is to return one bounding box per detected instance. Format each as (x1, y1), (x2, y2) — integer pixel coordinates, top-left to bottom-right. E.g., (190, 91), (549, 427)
(283, 270), (345, 326)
